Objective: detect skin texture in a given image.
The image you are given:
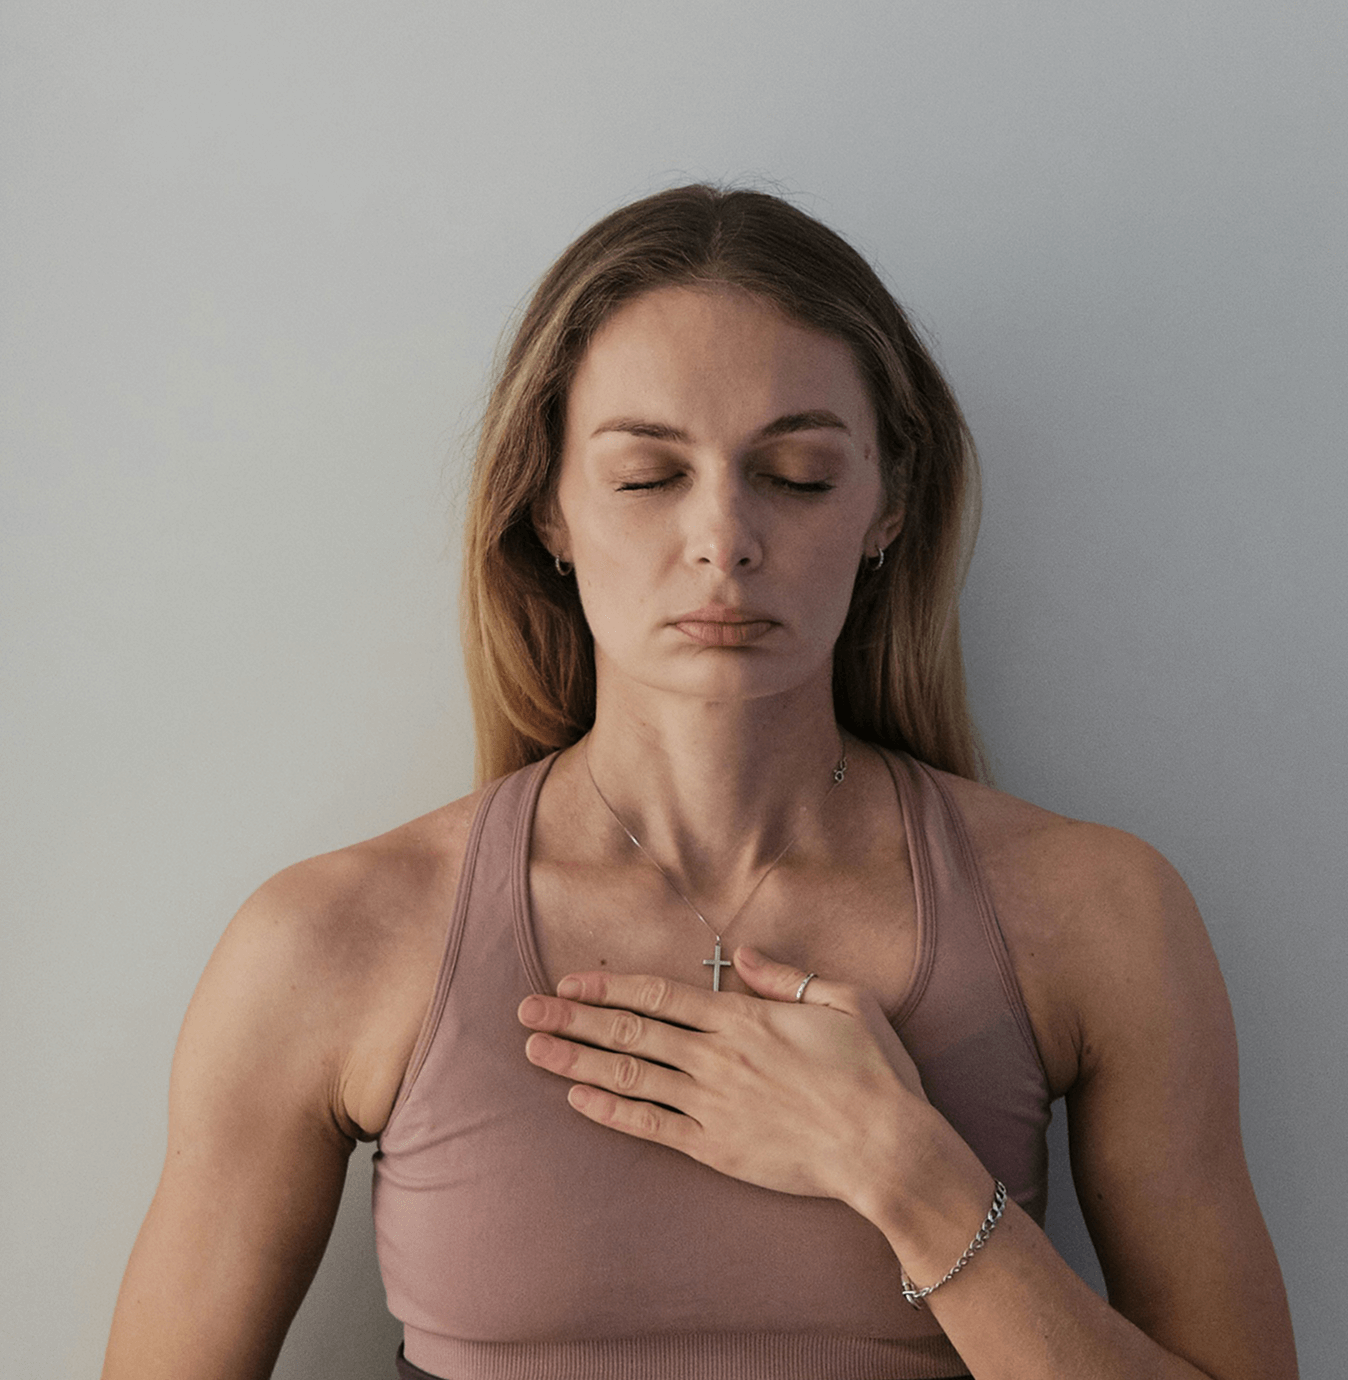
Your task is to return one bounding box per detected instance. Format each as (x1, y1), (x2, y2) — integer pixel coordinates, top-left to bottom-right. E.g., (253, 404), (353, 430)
(103, 287), (1298, 1380)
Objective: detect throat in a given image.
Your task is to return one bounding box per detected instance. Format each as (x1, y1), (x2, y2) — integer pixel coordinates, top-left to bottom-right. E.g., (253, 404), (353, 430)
(581, 734), (848, 983)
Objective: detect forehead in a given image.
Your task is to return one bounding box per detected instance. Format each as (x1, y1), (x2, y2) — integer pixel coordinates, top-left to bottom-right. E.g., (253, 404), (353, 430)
(565, 285), (875, 440)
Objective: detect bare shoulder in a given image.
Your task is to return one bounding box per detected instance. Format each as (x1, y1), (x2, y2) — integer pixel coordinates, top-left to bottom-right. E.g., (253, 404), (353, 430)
(199, 786), (489, 1139)
(232, 787), (485, 978)
(935, 772), (1216, 1097)
(103, 790), (490, 1380)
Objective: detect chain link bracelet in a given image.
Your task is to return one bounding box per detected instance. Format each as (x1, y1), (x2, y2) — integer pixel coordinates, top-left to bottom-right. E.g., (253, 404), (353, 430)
(900, 1178), (1008, 1309)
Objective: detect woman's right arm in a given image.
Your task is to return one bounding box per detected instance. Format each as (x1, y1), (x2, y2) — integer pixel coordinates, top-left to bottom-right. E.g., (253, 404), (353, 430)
(102, 797), (476, 1380)
(102, 866), (372, 1380)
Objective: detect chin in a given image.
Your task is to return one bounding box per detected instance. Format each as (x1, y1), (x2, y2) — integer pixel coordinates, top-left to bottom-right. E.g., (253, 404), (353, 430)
(622, 653), (828, 709)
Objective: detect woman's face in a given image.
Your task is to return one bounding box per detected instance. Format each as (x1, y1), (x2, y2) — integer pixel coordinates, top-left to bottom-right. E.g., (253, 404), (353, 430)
(545, 285), (901, 708)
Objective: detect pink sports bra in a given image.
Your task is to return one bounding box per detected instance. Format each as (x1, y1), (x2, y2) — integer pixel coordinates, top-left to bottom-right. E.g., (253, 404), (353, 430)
(372, 749), (1051, 1380)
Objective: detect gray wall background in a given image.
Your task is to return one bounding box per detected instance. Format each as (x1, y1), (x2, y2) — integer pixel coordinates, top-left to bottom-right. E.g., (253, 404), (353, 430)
(3, 2), (1343, 1376)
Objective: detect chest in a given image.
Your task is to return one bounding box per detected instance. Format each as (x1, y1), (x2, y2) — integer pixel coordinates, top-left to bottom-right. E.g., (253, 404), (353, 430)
(527, 845), (920, 1011)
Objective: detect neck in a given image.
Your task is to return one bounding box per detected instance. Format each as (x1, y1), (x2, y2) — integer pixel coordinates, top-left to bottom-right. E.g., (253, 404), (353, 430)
(581, 675), (848, 901)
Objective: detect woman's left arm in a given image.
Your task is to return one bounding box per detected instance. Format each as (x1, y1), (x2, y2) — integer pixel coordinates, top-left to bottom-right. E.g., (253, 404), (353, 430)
(518, 832), (1297, 1380)
(858, 830), (1299, 1380)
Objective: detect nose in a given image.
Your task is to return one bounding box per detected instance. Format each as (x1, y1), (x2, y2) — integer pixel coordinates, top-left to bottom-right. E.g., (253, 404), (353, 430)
(685, 472), (763, 572)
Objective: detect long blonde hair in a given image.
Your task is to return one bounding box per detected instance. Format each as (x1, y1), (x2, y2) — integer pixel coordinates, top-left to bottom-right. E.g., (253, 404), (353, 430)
(461, 185), (985, 784)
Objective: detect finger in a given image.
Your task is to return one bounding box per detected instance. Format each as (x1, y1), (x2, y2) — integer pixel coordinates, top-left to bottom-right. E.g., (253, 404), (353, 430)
(732, 945), (864, 1015)
(517, 993), (700, 1069)
(524, 1030), (695, 1111)
(734, 948), (927, 1099)
(553, 970), (724, 1031)
(565, 1084), (700, 1153)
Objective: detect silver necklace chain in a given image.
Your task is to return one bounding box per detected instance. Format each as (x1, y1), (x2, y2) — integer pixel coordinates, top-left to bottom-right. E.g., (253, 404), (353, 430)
(582, 738), (848, 988)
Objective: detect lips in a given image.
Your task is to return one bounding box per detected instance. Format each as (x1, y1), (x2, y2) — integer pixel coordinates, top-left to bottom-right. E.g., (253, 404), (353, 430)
(671, 605), (777, 647)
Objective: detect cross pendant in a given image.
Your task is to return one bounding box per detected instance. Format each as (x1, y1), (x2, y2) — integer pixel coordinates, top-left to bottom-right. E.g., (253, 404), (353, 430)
(703, 939), (732, 991)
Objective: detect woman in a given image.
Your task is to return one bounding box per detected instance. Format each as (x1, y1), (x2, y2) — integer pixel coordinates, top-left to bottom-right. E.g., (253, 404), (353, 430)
(102, 186), (1297, 1380)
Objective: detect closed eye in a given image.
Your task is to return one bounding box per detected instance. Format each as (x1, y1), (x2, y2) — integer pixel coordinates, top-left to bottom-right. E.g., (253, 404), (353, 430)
(615, 478), (677, 491)
(614, 475), (835, 494)
(771, 478), (834, 494)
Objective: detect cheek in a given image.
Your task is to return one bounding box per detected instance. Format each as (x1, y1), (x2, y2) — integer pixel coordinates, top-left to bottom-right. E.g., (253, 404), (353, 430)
(806, 521), (874, 635)
(561, 478), (656, 563)
(798, 512), (869, 583)
(572, 545), (659, 644)
(575, 523), (665, 605)
(812, 554), (865, 631)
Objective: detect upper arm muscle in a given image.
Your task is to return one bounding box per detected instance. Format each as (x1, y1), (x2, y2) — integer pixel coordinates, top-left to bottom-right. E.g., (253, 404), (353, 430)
(102, 872), (360, 1380)
(1063, 836), (1297, 1379)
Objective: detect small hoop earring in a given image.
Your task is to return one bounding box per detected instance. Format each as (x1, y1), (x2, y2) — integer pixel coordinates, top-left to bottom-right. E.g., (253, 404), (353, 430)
(554, 555), (573, 577)
(867, 546), (886, 572)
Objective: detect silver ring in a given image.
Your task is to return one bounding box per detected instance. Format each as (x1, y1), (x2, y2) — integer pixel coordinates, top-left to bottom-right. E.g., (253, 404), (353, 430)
(793, 972), (818, 1003)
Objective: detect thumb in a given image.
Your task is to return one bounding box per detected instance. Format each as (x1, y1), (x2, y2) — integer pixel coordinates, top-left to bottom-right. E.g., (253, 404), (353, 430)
(733, 945), (856, 1012)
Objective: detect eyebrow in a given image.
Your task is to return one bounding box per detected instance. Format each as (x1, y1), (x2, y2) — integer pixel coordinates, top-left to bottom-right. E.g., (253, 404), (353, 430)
(590, 409), (851, 443)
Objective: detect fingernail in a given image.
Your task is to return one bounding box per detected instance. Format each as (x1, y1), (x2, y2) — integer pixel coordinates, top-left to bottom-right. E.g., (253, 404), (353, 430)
(527, 1033), (556, 1060)
(557, 977), (582, 999)
(519, 996), (545, 1023)
(736, 945), (762, 968)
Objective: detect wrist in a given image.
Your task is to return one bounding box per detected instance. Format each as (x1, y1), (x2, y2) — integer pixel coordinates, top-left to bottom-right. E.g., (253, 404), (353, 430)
(900, 1178), (1007, 1308)
(849, 1101), (998, 1286)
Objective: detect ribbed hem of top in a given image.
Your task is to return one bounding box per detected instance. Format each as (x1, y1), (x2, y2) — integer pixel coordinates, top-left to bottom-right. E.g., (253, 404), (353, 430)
(400, 1329), (969, 1380)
